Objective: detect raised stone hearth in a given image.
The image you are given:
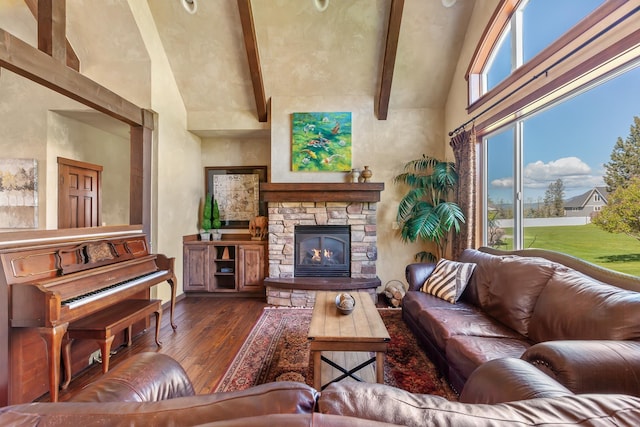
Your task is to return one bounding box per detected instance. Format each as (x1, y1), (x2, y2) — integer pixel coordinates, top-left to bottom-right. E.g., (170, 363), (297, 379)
(261, 183), (383, 307)
(264, 277), (380, 307)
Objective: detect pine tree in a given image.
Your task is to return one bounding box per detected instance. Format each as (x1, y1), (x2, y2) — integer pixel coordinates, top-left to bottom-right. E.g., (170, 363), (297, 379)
(543, 179), (565, 217)
(603, 116), (640, 192)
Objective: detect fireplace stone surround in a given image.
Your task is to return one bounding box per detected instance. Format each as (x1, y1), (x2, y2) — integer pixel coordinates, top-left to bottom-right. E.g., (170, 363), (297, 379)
(261, 183), (383, 307)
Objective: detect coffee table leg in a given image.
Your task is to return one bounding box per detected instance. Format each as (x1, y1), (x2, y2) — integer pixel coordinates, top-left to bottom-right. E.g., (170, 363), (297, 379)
(313, 350), (322, 390)
(376, 352), (385, 384)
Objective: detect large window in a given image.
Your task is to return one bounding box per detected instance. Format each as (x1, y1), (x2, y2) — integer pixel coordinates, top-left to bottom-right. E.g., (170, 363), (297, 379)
(483, 0), (604, 93)
(472, 1), (640, 276)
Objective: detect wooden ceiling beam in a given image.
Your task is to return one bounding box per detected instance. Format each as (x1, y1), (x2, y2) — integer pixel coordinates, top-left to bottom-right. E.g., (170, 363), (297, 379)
(0, 28), (143, 126)
(24, 0), (80, 71)
(376, 0), (404, 120)
(237, 0), (268, 123)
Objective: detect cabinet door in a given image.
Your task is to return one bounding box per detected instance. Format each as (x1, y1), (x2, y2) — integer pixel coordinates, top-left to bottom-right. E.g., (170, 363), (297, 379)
(238, 244), (265, 291)
(183, 244), (210, 292)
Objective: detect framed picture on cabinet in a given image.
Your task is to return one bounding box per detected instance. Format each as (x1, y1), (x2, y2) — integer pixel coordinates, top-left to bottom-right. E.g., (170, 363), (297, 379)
(205, 166), (267, 228)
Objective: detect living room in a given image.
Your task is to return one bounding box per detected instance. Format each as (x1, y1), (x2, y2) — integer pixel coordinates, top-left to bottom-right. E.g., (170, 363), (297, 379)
(1, 0), (640, 422)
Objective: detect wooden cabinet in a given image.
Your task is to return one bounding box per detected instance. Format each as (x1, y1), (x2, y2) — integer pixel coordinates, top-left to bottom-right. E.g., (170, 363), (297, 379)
(183, 236), (267, 294)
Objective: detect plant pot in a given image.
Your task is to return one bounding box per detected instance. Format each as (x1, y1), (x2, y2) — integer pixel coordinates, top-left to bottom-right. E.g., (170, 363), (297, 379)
(199, 232), (211, 241)
(211, 231), (222, 241)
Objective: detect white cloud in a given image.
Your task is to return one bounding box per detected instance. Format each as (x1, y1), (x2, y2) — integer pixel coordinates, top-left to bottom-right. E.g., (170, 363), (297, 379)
(524, 157), (590, 180)
(491, 177), (513, 188)
(523, 156), (603, 189)
(491, 157), (604, 192)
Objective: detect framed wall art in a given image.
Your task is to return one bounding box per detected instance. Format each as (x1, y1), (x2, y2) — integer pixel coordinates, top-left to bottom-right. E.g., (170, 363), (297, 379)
(0, 158), (38, 229)
(291, 112), (352, 172)
(205, 166), (267, 228)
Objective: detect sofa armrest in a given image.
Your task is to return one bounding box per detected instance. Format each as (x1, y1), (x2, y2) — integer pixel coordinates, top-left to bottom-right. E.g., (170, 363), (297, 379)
(521, 340), (640, 396)
(459, 358), (573, 404)
(405, 263), (436, 292)
(70, 352), (196, 402)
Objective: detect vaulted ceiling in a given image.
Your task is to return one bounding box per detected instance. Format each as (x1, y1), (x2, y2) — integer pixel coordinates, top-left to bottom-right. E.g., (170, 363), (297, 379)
(0, 0), (475, 135)
(146, 0), (475, 125)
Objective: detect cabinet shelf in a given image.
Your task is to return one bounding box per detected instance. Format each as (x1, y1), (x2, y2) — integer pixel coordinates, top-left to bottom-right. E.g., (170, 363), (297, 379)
(183, 237), (267, 294)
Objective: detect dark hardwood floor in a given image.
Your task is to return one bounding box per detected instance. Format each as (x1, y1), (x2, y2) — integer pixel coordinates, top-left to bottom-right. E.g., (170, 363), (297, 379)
(50, 296), (268, 402)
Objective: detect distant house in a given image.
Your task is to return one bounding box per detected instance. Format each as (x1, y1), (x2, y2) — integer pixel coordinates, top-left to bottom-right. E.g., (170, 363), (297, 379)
(564, 187), (610, 217)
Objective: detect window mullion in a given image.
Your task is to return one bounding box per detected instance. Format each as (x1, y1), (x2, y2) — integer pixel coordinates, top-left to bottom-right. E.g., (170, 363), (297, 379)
(513, 122), (524, 249)
(513, 6), (524, 69)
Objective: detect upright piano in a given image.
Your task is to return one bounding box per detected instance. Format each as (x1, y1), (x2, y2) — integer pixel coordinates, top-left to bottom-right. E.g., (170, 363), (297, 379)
(0, 231), (176, 405)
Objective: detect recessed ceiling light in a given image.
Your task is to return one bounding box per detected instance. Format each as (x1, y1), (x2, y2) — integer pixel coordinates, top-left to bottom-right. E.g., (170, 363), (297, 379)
(442, 0), (457, 7)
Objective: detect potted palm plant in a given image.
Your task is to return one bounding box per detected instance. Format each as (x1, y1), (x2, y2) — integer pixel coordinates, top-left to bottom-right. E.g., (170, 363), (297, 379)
(394, 155), (465, 262)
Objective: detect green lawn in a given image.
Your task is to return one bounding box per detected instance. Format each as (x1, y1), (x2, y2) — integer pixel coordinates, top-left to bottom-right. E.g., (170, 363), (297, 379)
(499, 224), (640, 277)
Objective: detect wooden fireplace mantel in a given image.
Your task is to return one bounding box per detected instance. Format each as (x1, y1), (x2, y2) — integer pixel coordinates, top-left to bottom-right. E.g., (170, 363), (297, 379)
(260, 182), (384, 203)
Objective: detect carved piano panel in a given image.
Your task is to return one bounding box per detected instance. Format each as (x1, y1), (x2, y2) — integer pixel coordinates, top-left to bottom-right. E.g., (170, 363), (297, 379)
(0, 232), (176, 405)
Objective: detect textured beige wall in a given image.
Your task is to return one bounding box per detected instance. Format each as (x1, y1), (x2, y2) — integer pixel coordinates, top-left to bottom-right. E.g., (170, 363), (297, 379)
(201, 138), (270, 170)
(0, 71), (129, 231)
(128, 0), (202, 301)
(46, 113), (130, 228)
(270, 95), (444, 288)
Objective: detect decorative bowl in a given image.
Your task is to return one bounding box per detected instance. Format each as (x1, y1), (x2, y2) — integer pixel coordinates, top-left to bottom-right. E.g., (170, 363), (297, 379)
(335, 293), (356, 315)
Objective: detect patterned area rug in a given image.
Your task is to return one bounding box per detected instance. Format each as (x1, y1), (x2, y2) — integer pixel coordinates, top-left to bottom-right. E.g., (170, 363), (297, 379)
(213, 307), (457, 400)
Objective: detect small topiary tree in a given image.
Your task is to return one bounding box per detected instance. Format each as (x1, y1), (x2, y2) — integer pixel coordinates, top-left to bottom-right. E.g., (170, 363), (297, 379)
(201, 194), (213, 232)
(212, 199), (222, 230)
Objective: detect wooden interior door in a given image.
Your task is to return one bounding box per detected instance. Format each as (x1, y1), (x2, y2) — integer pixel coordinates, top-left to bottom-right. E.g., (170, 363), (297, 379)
(58, 157), (102, 228)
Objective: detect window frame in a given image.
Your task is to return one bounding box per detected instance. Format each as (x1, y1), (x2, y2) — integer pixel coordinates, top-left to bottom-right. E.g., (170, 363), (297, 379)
(466, 0), (640, 249)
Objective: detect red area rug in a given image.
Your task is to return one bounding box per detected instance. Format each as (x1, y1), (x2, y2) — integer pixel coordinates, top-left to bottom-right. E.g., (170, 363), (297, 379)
(213, 307), (457, 399)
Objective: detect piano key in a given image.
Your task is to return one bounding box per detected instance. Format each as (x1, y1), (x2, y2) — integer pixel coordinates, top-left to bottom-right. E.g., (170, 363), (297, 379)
(63, 270), (168, 309)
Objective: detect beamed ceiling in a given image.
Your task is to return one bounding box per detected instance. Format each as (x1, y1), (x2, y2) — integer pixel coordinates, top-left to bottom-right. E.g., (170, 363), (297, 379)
(0, 0), (475, 137)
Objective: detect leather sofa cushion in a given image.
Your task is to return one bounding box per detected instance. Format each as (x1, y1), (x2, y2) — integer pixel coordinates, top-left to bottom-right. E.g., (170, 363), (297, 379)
(404, 292), (523, 350)
(71, 352), (195, 402)
(446, 335), (531, 382)
(0, 382), (318, 426)
(476, 255), (556, 337)
(522, 340), (640, 395)
(459, 358), (574, 404)
(319, 382), (640, 426)
(529, 267), (640, 342)
(457, 248), (505, 306)
(195, 413), (398, 426)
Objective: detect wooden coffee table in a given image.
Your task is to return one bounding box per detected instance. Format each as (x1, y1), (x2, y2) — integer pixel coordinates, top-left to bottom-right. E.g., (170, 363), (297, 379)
(308, 291), (390, 390)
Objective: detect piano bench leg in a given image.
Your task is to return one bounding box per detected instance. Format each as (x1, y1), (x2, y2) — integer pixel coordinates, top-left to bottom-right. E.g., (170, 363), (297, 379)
(99, 335), (116, 374)
(125, 325), (133, 347)
(154, 308), (163, 347)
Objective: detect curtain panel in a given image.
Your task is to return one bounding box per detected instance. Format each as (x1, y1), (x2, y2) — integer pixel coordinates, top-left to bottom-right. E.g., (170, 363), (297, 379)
(449, 127), (477, 259)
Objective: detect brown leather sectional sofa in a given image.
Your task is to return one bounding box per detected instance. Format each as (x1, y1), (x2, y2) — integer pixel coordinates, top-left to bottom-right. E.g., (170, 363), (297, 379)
(1, 352), (639, 426)
(404, 247), (640, 394)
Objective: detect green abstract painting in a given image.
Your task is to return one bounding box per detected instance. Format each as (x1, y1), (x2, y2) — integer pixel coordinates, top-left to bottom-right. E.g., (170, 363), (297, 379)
(291, 112), (352, 172)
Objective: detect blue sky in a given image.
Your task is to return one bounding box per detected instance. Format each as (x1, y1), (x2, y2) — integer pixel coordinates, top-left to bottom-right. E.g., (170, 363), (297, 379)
(488, 59), (640, 204)
(486, 0), (639, 203)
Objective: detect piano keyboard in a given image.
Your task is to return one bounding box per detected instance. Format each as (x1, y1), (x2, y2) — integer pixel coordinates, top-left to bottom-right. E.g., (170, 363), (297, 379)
(62, 270), (168, 309)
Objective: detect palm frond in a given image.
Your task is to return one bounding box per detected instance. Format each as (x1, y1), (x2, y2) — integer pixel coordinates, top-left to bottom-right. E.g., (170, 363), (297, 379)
(394, 154), (464, 260)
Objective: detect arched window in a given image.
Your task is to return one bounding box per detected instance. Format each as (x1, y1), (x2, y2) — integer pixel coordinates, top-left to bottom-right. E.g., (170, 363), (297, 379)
(467, 0), (640, 275)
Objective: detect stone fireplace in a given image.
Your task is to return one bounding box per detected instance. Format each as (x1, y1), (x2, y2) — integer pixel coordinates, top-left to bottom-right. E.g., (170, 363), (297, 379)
(261, 183), (383, 306)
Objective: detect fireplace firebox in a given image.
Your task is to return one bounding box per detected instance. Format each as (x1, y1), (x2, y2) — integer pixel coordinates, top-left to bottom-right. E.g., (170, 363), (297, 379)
(294, 225), (350, 277)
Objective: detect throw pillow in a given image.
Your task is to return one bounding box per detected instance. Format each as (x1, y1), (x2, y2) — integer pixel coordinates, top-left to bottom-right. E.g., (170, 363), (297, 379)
(421, 258), (476, 303)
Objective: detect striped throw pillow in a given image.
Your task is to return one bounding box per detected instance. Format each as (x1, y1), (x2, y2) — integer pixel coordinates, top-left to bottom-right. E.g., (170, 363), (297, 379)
(421, 258), (476, 303)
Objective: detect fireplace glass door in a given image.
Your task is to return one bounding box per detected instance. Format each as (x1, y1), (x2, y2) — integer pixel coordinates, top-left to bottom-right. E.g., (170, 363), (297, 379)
(294, 225), (350, 277)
